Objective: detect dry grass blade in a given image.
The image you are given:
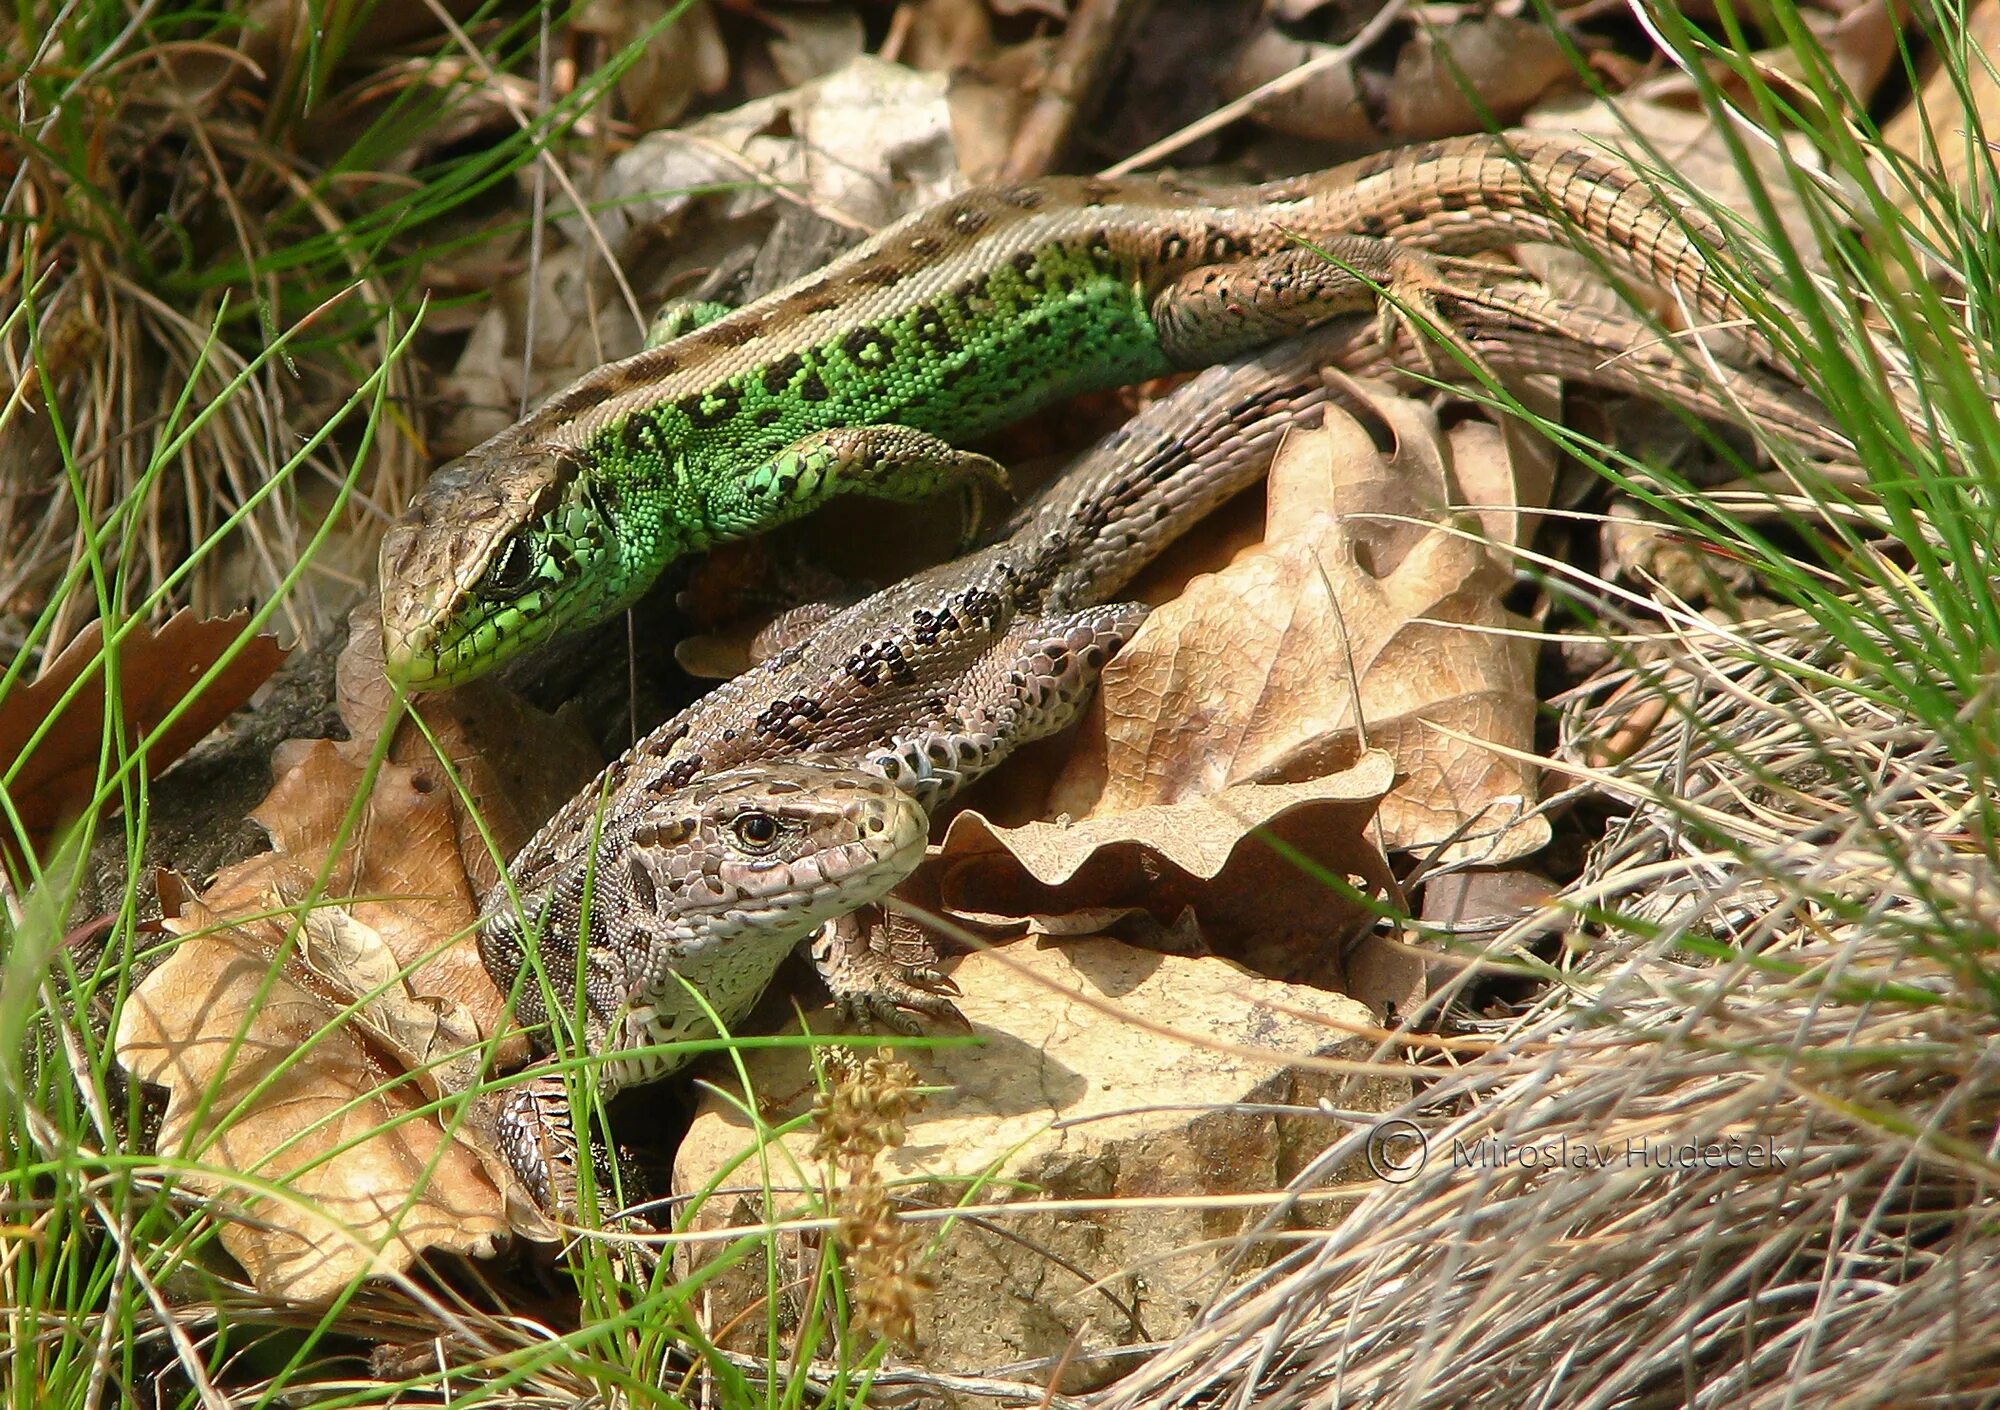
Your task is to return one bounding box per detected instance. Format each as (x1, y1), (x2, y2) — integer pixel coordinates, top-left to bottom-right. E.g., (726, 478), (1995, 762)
(0, 10), (494, 658)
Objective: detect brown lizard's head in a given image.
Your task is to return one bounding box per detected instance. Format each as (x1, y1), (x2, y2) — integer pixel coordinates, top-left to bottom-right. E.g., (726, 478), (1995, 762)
(378, 434), (632, 690)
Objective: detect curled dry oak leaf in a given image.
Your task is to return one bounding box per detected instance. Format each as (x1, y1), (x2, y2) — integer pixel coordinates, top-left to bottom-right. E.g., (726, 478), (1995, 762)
(924, 382), (1543, 995)
(0, 610), (285, 859)
(1062, 379), (1547, 867)
(114, 735), (549, 1304)
(929, 757), (1398, 988)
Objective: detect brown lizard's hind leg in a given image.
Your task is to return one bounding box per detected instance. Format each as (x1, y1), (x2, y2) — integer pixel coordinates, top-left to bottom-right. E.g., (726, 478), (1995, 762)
(1152, 237), (1482, 376)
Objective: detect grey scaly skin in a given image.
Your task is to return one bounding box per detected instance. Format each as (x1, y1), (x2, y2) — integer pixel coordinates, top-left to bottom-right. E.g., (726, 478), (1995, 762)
(380, 132), (1792, 690)
(477, 282), (1843, 1215)
(482, 759), (928, 1216)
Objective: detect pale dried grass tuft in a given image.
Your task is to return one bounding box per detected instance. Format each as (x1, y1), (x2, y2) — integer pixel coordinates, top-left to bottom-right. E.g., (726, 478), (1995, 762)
(1088, 592), (1998, 1409)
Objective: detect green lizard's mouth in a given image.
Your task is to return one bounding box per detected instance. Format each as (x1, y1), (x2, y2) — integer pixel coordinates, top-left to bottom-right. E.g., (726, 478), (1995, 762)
(378, 451), (614, 691)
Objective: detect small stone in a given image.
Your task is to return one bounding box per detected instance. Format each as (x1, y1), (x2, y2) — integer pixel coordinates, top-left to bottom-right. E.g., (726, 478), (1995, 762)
(673, 938), (1407, 1392)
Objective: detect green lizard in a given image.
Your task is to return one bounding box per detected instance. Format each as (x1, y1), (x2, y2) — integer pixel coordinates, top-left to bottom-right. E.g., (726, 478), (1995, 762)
(380, 133), (1777, 689)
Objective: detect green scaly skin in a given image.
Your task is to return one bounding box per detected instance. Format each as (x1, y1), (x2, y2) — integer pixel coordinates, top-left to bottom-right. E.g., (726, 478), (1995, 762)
(378, 132), (1782, 689)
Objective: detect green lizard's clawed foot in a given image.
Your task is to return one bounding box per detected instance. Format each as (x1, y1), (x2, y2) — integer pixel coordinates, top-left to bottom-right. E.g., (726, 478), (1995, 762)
(708, 424), (1010, 541)
(808, 909), (967, 1036)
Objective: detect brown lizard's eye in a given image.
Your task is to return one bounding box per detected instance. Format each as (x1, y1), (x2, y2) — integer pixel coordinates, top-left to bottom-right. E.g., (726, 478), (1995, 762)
(732, 811), (781, 851)
(482, 532), (537, 600)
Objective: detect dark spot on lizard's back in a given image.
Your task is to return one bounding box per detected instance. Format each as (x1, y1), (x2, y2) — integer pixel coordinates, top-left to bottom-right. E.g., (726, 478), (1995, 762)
(910, 303), (954, 354)
(763, 352), (806, 395)
(880, 640), (916, 685)
(659, 755), (703, 790)
(845, 650), (886, 689)
(851, 263), (903, 289)
(798, 369), (831, 402)
(641, 722), (690, 762)
(842, 325), (892, 365)
(948, 204), (991, 237)
(1204, 229), (1244, 260)
(754, 407), (784, 427)
(701, 315), (763, 348)
(680, 382), (746, 430)
(908, 232), (942, 258)
(1080, 178), (1121, 208)
(998, 185), (1046, 210)
(1010, 250), (1041, 283)
(1157, 231), (1190, 263)
(959, 587), (1001, 624)
(1086, 228), (1114, 262)
(785, 276), (843, 317)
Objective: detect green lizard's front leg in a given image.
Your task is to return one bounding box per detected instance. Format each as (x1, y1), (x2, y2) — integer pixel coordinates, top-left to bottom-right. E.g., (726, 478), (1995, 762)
(704, 424), (1011, 543)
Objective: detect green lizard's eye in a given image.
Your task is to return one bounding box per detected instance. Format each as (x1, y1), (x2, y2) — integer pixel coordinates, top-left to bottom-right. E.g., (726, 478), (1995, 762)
(732, 811), (781, 852)
(482, 532), (537, 600)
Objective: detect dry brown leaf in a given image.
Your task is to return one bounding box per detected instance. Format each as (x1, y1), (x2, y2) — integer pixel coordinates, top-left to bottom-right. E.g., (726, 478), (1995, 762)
(574, 0), (729, 133)
(114, 733), (552, 1300)
(0, 611), (286, 855)
(1222, 26), (1373, 145)
(927, 753), (1396, 987)
(1384, 17), (1576, 142)
(948, 38), (1056, 183)
(334, 600), (605, 899)
(116, 923), (513, 1303)
(252, 740), (509, 1051)
(763, 7), (867, 90)
(898, 0), (998, 73)
(1056, 384), (1546, 867)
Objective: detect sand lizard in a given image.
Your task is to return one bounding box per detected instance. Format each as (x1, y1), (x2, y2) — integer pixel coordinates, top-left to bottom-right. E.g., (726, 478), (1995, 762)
(381, 132), (1785, 690)
(475, 283), (1838, 1216)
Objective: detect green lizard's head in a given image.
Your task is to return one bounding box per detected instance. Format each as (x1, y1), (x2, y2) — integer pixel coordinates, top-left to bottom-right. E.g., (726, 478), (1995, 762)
(380, 439), (630, 690)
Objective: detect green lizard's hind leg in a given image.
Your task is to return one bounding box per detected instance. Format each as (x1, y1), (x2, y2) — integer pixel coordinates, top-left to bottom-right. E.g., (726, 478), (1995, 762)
(1153, 237), (1481, 375)
(708, 424), (1011, 544)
